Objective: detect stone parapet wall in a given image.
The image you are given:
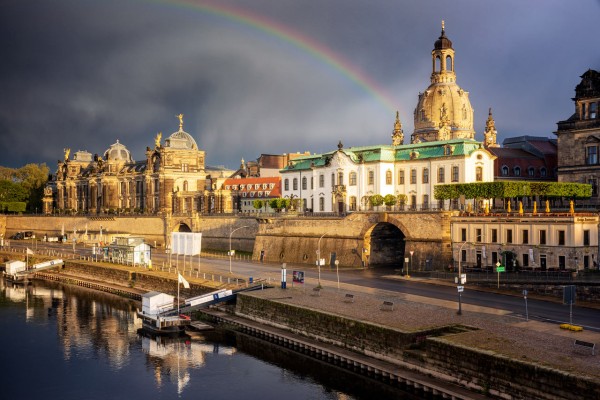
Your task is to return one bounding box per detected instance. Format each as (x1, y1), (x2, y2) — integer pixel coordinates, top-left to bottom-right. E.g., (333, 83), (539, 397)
(236, 293), (600, 400)
(424, 338), (600, 400)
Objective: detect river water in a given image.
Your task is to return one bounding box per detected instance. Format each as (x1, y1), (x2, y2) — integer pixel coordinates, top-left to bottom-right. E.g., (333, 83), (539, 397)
(0, 279), (414, 400)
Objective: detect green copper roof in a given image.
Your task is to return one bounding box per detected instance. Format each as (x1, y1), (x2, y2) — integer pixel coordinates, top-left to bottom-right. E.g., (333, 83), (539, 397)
(281, 139), (485, 172)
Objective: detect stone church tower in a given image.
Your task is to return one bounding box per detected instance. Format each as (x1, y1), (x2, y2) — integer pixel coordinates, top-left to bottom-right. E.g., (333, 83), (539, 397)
(483, 108), (499, 148)
(411, 22), (475, 143)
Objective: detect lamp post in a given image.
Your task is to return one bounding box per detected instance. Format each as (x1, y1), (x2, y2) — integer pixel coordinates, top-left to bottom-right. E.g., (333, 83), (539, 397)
(316, 233), (326, 287)
(456, 241), (470, 315)
(229, 225), (250, 274)
(408, 250), (414, 278)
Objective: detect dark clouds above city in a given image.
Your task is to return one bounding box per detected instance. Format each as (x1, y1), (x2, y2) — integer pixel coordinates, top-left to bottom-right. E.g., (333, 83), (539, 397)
(1, 0), (599, 170)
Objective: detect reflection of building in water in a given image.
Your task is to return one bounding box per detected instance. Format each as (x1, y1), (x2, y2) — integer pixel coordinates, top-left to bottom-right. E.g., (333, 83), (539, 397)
(141, 335), (236, 395)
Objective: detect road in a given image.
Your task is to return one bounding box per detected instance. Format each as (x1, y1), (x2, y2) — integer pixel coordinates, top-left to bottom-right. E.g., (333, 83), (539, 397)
(5, 240), (600, 331)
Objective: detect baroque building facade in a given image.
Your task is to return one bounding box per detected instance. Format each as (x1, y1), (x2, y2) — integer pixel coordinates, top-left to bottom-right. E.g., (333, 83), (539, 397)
(281, 23), (496, 212)
(555, 69), (600, 204)
(44, 115), (228, 215)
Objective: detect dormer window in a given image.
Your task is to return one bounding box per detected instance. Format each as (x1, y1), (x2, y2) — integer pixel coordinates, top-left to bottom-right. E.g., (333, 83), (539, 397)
(514, 166), (521, 176)
(501, 165), (509, 176)
(528, 167), (535, 177)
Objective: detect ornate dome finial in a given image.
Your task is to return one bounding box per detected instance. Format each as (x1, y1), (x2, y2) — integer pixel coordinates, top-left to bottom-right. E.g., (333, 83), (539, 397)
(441, 20), (445, 35)
(176, 113), (184, 130)
(337, 140), (343, 150)
(484, 107), (499, 148)
(392, 111), (404, 146)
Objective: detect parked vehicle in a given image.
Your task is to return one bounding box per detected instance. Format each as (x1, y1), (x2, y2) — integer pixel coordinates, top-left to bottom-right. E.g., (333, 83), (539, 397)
(9, 231), (35, 240)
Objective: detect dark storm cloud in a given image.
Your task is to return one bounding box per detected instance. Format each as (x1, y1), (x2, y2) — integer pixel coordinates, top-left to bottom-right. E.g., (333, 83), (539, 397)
(1, 0), (598, 171)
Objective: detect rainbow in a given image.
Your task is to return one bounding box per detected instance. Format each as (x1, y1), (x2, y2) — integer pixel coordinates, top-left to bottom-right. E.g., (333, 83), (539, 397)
(146, 0), (399, 115)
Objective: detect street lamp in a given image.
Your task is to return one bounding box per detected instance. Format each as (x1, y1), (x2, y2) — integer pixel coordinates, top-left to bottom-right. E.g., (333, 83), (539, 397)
(316, 233), (326, 287)
(229, 225), (250, 274)
(408, 250), (414, 278)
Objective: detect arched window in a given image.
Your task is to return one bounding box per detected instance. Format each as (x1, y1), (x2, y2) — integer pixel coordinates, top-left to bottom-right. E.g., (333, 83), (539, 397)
(422, 168), (429, 183)
(338, 171), (344, 185)
(528, 167), (535, 177)
(501, 165), (509, 176)
(446, 55), (452, 71)
(349, 172), (357, 186)
(514, 166), (521, 177)
(475, 166), (483, 182)
(423, 194), (429, 210)
(319, 197), (325, 211)
(293, 178), (298, 190)
(284, 179), (289, 191)
(385, 170), (392, 185)
(435, 56), (441, 72)
(183, 181), (188, 191)
(540, 167), (547, 177)
(398, 169), (405, 184)
(302, 177), (307, 190)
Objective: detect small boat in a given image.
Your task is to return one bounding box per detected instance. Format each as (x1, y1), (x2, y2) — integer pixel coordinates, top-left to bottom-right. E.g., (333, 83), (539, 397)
(137, 291), (191, 335)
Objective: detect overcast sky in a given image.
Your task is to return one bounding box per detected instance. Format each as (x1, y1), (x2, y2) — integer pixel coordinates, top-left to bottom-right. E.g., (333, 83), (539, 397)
(1, 0), (599, 171)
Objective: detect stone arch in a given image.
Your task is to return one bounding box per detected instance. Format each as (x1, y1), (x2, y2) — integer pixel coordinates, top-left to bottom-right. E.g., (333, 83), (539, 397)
(173, 222), (191, 232)
(363, 222), (406, 268)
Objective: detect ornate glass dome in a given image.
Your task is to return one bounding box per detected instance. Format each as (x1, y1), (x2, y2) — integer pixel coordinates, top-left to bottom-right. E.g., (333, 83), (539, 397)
(104, 140), (134, 162)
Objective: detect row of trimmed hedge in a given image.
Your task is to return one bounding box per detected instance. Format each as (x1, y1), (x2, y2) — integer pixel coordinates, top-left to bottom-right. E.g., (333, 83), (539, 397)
(434, 181), (592, 200)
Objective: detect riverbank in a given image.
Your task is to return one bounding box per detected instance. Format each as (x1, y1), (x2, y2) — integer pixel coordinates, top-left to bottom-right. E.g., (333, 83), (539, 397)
(230, 286), (600, 400)
(6, 251), (599, 399)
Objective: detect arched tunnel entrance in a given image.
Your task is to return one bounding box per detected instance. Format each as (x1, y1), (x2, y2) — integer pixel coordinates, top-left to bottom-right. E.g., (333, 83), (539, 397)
(173, 222), (191, 232)
(364, 222), (406, 268)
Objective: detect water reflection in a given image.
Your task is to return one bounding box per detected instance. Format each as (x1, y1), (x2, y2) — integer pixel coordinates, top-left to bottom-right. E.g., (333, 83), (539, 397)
(139, 332), (237, 395)
(0, 278), (416, 400)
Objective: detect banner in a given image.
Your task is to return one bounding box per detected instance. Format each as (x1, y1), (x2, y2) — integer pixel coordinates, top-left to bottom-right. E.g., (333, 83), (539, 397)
(26, 248), (34, 255)
(171, 232), (202, 255)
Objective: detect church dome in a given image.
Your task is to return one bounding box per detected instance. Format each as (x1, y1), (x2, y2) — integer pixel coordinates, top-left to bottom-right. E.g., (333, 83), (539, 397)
(434, 29), (453, 50)
(104, 140), (133, 162)
(412, 22), (475, 143)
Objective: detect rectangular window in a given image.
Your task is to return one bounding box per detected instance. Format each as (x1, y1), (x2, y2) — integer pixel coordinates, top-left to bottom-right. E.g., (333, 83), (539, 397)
(451, 166), (459, 182)
(410, 169), (417, 184)
(491, 229), (498, 243)
(586, 146), (598, 165)
(422, 168), (429, 183)
(311, 177), (314, 189)
(368, 171), (374, 185)
(491, 251), (498, 266)
(506, 229), (513, 244)
(589, 178), (598, 197)
(522, 229), (529, 244)
(475, 228), (482, 242)
(349, 173), (356, 186)
(284, 179), (289, 191)
(398, 170), (405, 185)
(331, 173), (335, 188)
(539, 230), (546, 245)
(319, 197), (324, 211)
(584, 230), (590, 246)
(460, 228), (467, 242)
(461, 249), (467, 262)
(319, 174), (324, 188)
(558, 230), (565, 246)
(559, 255), (566, 270)
(438, 167), (445, 183)
(522, 253), (529, 267)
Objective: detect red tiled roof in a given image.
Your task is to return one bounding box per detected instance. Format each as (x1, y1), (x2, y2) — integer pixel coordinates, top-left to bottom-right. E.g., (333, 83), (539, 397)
(222, 177), (281, 198)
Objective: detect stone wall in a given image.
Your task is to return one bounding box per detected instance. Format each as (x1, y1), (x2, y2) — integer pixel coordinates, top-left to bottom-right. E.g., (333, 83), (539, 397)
(424, 338), (600, 400)
(4, 211), (454, 270)
(253, 211), (453, 269)
(236, 293), (600, 400)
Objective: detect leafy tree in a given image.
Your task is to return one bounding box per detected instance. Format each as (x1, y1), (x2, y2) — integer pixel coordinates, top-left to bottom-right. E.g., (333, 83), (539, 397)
(396, 194), (408, 205)
(383, 194), (397, 207)
(252, 199), (263, 210)
(0, 163), (49, 212)
(370, 194), (384, 208)
(0, 180), (28, 202)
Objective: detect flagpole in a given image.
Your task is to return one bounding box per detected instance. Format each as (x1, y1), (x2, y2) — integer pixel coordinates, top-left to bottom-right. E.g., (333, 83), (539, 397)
(177, 268), (180, 315)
